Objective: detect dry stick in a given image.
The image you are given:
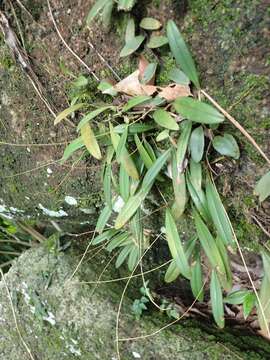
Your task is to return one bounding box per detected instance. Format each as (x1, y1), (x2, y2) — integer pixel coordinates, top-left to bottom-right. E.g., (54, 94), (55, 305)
(0, 269), (35, 360)
(87, 38), (121, 81)
(201, 89), (270, 165)
(47, 0), (99, 82)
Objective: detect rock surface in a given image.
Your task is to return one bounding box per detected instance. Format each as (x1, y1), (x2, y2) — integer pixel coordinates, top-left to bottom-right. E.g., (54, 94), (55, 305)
(0, 245), (264, 360)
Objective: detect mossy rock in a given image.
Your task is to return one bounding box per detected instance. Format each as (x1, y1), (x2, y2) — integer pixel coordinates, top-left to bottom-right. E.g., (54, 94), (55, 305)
(0, 244), (266, 360)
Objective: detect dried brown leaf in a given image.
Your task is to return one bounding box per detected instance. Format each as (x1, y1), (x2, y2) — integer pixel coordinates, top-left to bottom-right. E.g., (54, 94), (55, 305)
(158, 84), (191, 101)
(114, 70), (156, 97)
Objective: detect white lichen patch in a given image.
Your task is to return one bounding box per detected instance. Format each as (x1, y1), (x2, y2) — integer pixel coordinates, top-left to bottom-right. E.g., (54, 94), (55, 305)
(79, 208), (95, 214)
(43, 311), (56, 326)
(132, 351), (141, 359)
(113, 196), (124, 213)
(38, 204), (68, 218)
(64, 196), (78, 206)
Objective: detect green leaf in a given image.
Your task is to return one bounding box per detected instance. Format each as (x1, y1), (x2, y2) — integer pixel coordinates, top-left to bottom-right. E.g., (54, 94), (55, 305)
(106, 232), (130, 252)
(125, 18), (135, 43)
(194, 210), (226, 277)
(119, 164), (130, 202)
(61, 137), (84, 163)
(117, 0), (136, 11)
(86, 0), (108, 24)
(54, 103), (85, 125)
(210, 269), (225, 328)
(116, 244), (133, 268)
(140, 17), (162, 30)
(176, 120), (192, 167)
(254, 171), (270, 202)
(187, 175), (210, 222)
(171, 151), (186, 219)
(109, 123), (139, 180)
(120, 35), (145, 57)
(168, 68), (190, 85)
(101, 0), (114, 28)
(224, 290), (250, 305)
(128, 245), (139, 271)
(81, 123), (102, 160)
(165, 209), (191, 279)
(167, 20), (200, 89)
(122, 95), (151, 112)
(140, 63), (157, 84)
(141, 149), (171, 190)
(147, 35), (168, 49)
(134, 135), (153, 169)
(189, 159), (202, 193)
(114, 123), (155, 134)
(115, 149), (171, 229)
(243, 292), (256, 320)
(257, 251), (270, 337)
(116, 125), (128, 160)
(153, 109), (179, 131)
(215, 236), (232, 291)
(92, 229), (119, 245)
(98, 81), (118, 96)
(189, 126), (204, 163)
(212, 134), (240, 159)
(191, 256), (204, 301)
(156, 129), (170, 142)
(164, 260), (181, 283)
(174, 97), (224, 125)
(206, 178), (235, 248)
(103, 164), (112, 208)
(95, 204), (113, 233)
(77, 106), (113, 130)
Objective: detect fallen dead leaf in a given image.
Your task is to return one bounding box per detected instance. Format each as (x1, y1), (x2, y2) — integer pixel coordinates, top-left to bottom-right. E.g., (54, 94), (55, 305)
(114, 70), (156, 97)
(158, 84), (191, 101)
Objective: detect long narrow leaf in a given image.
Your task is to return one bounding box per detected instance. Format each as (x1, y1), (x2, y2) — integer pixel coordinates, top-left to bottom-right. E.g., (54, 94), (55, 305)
(167, 20), (200, 89)
(206, 178), (235, 249)
(55, 103), (85, 125)
(86, 0), (108, 24)
(81, 123), (102, 159)
(210, 269), (225, 328)
(176, 120), (192, 168)
(115, 150), (171, 229)
(77, 106), (113, 131)
(190, 126), (204, 163)
(165, 209), (191, 279)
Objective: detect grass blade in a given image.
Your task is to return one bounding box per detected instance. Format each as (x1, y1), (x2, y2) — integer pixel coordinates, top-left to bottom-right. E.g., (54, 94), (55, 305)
(194, 210), (226, 277)
(86, 0), (107, 24)
(167, 20), (200, 89)
(176, 120), (192, 168)
(116, 244), (133, 268)
(115, 150), (171, 229)
(123, 95), (151, 112)
(54, 103), (85, 125)
(134, 135), (153, 169)
(165, 209), (191, 279)
(165, 260), (181, 283)
(191, 254), (204, 301)
(61, 137), (84, 163)
(205, 177), (235, 248)
(95, 204), (113, 233)
(81, 123), (102, 159)
(77, 106), (113, 131)
(210, 269), (225, 328)
(171, 151), (186, 219)
(119, 164), (130, 202)
(103, 164), (112, 208)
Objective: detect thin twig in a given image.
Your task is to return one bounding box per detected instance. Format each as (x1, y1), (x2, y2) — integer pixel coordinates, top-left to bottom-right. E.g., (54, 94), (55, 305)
(88, 37), (121, 81)
(47, 0), (99, 81)
(201, 89), (270, 165)
(0, 269), (35, 360)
